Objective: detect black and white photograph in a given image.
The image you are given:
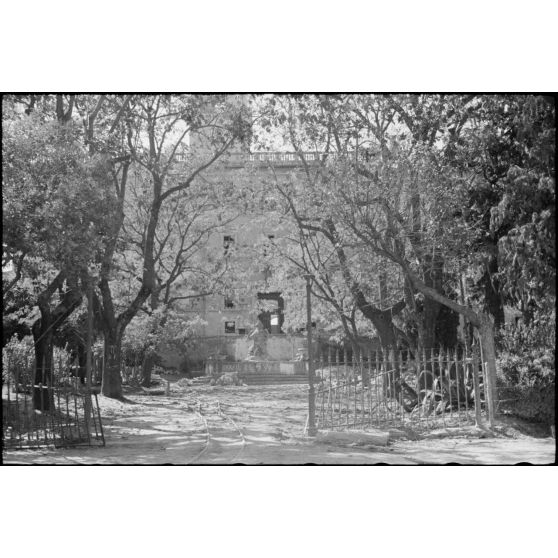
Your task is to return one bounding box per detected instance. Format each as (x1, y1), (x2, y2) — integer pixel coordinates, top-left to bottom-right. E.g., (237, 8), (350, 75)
(1, 5), (556, 558)
(2, 93), (555, 465)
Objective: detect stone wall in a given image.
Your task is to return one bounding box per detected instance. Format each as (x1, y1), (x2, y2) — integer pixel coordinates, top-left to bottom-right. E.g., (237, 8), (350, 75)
(156, 333), (308, 372)
(214, 360), (307, 376)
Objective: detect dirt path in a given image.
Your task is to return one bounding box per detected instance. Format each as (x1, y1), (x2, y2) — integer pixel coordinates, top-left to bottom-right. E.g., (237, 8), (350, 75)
(2, 383), (555, 464)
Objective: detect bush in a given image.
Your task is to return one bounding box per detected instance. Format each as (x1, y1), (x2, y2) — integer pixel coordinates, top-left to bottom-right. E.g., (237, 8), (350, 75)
(178, 357), (205, 378)
(2, 336), (34, 385)
(178, 357), (190, 375)
(498, 349), (555, 424)
(496, 312), (555, 425)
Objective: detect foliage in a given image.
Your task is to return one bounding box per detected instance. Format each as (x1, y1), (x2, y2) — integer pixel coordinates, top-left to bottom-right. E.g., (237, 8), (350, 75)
(496, 310), (555, 424)
(254, 95), (554, 340)
(2, 114), (116, 272)
(2, 105), (117, 375)
(459, 95), (555, 320)
(2, 94), (554, 414)
(2, 335), (34, 384)
(2, 278), (38, 345)
(253, 95), (474, 349)
(2, 335), (34, 366)
(2, 94), (256, 398)
(121, 307), (205, 362)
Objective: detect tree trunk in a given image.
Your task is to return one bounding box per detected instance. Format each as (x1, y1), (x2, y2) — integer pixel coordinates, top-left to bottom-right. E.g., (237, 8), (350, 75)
(435, 304), (460, 347)
(102, 332), (123, 398)
(354, 297), (400, 350)
(141, 289), (161, 388)
(478, 313), (498, 427)
(76, 343), (87, 383)
(325, 218), (403, 350)
(141, 351), (156, 388)
(30, 271), (80, 409)
(482, 253), (505, 331)
(416, 316), (436, 351)
(418, 253), (443, 348)
(403, 264), (500, 426)
(32, 316), (54, 411)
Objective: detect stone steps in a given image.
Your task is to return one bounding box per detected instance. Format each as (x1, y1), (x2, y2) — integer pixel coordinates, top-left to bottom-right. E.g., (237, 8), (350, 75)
(240, 374), (309, 385)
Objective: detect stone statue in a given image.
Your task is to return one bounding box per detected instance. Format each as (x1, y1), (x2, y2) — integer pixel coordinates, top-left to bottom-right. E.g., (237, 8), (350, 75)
(294, 338), (308, 361)
(246, 320), (269, 360)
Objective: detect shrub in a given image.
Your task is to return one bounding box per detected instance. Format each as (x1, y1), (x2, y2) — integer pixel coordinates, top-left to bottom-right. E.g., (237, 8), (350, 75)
(496, 311), (555, 425)
(2, 336), (34, 385)
(497, 349), (555, 424)
(178, 358), (190, 375)
(178, 357), (205, 377)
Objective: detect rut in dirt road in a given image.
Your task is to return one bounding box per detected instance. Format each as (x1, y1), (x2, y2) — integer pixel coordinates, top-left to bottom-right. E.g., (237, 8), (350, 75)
(187, 399), (247, 464)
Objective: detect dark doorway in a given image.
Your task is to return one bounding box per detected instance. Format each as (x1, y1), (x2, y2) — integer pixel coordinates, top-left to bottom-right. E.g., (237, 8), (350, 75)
(257, 292), (284, 334)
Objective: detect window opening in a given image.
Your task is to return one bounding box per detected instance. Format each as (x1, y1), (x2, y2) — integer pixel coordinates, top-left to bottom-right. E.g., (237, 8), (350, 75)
(224, 235), (234, 255)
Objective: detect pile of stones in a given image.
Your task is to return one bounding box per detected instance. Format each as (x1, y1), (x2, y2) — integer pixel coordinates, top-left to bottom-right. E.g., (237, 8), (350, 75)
(209, 372), (245, 386)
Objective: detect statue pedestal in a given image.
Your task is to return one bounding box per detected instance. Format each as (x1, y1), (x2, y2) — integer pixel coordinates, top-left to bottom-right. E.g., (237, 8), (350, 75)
(219, 360), (307, 376)
(205, 354), (227, 377)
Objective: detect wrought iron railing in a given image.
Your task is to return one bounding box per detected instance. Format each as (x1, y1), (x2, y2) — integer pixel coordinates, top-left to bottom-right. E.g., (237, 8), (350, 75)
(313, 346), (489, 432)
(2, 354), (105, 450)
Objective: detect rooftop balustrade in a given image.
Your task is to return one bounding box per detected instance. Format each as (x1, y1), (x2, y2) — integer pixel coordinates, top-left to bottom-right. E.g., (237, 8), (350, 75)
(174, 150), (329, 168)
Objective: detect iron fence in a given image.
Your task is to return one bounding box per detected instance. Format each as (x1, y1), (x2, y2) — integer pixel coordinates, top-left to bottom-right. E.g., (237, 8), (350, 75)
(91, 348), (142, 386)
(2, 353), (105, 450)
(314, 346), (489, 432)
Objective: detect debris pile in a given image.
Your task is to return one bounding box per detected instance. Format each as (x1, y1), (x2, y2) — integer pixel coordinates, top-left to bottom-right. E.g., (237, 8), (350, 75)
(210, 372), (245, 386)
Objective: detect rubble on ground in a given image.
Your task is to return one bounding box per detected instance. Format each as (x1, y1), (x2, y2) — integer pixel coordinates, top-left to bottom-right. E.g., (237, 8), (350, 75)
(210, 372), (245, 386)
(315, 429), (389, 446)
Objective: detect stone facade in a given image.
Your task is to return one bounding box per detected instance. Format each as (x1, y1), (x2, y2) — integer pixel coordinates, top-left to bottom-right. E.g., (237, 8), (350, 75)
(166, 96), (327, 363)
(157, 333), (308, 371)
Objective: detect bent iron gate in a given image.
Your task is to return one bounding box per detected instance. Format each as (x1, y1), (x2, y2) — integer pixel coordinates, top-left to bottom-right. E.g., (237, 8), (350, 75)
(314, 346), (488, 432)
(2, 353), (105, 450)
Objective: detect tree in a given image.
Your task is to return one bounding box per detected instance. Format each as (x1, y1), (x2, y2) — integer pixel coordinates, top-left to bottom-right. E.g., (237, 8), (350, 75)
(3, 98), (116, 408)
(254, 96), (411, 351)
(455, 95), (555, 328)
(123, 161), (245, 386)
(254, 94), (553, 422)
(87, 95), (250, 397)
(308, 94), (552, 422)
(303, 94), (503, 416)
(4, 94), (252, 401)
(261, 174), (407, 352)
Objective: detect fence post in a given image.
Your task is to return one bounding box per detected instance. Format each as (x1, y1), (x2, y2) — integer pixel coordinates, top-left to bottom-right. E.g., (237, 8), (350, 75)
(84, 277), (94, 442)
(471, 344), (482, 426)
(375, 350), (381, 427)
(6, 353), (12, 438)
(398, 349), (405, 426)
(423, 348), (430, 425)
(389, 348), (395, 425)
(478, 333), (494, 428)
(304, 274), (316, 436)
(455, 347), (462, 420)
(461, 344), (470, 423)
(364, 348), (368, 430)
(327, 346), (333, 428)
(414, 345), (421, 424)
(446, 347), (453, 421)
(335, 347), (341, 428)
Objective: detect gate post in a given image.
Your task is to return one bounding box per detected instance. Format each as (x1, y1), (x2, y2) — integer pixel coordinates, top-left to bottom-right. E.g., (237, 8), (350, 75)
(304, 274), (316, 436)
